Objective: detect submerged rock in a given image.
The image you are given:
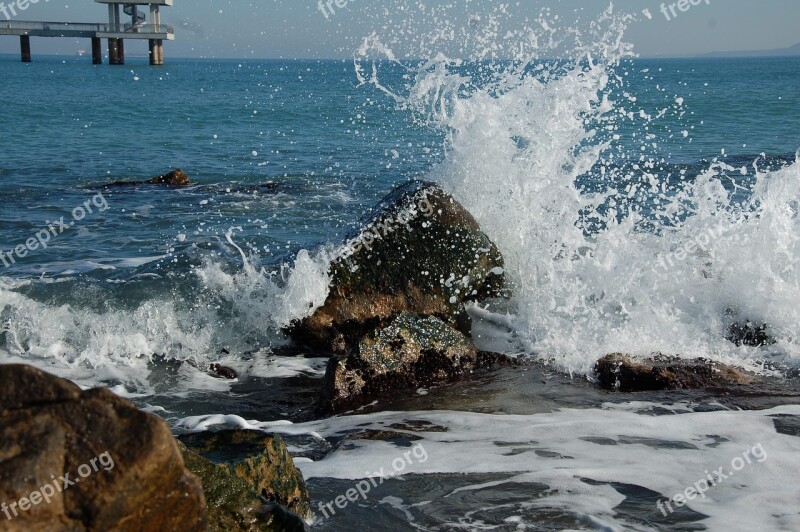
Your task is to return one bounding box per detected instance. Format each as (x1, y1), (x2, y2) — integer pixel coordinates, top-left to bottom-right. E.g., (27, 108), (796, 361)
(149, 168), (191, 186)
(102, 168), (192, 188)
(321, 313), (501, 412)
(0, 364), (206, 530)
(594, 353), (754, 392)
(289, 181), (506, 354)
(179, 430), (311, 521)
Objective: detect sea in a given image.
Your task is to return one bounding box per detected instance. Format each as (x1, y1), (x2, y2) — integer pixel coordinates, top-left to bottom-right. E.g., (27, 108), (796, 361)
(1, 6), (800, 531)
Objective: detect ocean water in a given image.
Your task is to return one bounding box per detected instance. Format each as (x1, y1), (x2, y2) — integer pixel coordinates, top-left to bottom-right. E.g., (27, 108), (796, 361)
(2, 4), (800, 530)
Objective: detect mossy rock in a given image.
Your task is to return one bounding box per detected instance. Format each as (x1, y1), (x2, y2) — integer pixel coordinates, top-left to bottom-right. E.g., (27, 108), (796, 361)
(179, 431), (311, 519)
(179, 442), (308, 532)
(321, 313), (483, 412)
(289, 181), (506, 354)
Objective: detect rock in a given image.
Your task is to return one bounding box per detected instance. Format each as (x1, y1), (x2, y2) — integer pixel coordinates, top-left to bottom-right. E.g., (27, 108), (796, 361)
(0, 364), (206, 530)
(727, 321), (773, 347)
(178, 443), (308, 531)
(594, 353), (754, 392)
(179, 430), (311, 520)
(723, 307), (774, 347)
(149, 168), (191, 186)
(321, 313), (497, 412)
(288, 181), (506, 354)
(209, 363), (238, 380)
(101, 168), (192, 188)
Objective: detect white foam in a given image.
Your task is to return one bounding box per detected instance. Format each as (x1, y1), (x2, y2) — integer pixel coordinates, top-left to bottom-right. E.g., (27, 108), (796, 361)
(0, 237), (332, 391)
(177, 404), (800, 530)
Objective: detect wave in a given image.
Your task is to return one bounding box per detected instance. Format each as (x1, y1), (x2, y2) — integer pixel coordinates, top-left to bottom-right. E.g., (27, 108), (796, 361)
(354, 3), (800, 375)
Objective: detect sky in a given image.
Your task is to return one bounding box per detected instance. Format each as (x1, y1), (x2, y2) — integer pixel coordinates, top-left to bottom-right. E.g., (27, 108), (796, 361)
(0, 0), (798, 60)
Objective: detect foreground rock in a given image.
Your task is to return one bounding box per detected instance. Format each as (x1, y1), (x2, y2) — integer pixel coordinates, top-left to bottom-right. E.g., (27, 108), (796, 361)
(178, 438), (309, 532)
(289, 181), (506, 355)
(594, 353), (754, 392)
(179, 430), (311, 520)
(322, 313), (510, 412)
(0, 364), (206, 530)
(102, 168), (192, 188)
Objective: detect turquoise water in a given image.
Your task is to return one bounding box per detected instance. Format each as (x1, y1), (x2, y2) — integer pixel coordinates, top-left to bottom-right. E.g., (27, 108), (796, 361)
(1, 55), (797, 276)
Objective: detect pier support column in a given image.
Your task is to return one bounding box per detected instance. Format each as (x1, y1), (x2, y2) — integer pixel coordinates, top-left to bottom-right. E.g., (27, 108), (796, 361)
(20, 35), (31, 63)
(149, 39), (163, 65)
(91, 37), (102, 65)
(108, 38), (119, 65)
(108, 38), (125, 65)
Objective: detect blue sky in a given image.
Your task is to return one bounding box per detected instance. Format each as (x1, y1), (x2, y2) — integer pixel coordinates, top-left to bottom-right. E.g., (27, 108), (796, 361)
(0, 0), (798, 59)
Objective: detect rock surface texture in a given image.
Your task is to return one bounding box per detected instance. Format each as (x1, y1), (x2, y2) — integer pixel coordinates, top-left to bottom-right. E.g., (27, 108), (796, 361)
(594, 353), (754, 392)
(0, 364), (207, 531)
(289, 181), (506, 356)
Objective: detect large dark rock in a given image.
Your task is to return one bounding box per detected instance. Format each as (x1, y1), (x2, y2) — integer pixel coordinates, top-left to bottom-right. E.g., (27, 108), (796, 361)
(0, 364), (206, 531)
(179, 430), (311, 520)
(321, 313), (504, 412)
(288, 181), (506, 355)
(594, 353), (754, 392)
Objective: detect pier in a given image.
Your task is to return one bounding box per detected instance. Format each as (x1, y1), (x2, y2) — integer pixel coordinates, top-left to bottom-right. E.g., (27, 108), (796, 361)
(0, 1), (174, 65)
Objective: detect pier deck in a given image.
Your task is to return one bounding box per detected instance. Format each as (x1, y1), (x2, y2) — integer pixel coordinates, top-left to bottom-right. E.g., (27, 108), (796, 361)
(0, 1), (175, 65)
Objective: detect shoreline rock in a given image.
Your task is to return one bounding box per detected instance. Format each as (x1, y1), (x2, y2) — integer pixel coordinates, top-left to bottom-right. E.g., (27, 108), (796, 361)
(178, 438), (309, 531)
(320, 313), (514, 413)
(594, 353), (755, 392)
(178, 430), (311, 520)
(0, 364), (207, 530)
(0, 365), (312, 531)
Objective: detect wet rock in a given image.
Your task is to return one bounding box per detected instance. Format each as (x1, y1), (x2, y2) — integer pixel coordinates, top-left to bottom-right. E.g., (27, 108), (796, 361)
(210, 363), (238, 380)
(594, 353), (754, 392)
(179, 430), (311, 520)
(179, 444), (308, 531)
(149, 168), (191, 186)
(288, 181), (506, 354)
(321, 313), (497, 412)
(723, 307), (774, 347)
(0, 364), (207, 530)
(727, 320), (773, 347)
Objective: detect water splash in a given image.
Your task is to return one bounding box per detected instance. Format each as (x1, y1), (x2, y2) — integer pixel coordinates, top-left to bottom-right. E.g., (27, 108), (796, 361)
(354, 2), (800, 374)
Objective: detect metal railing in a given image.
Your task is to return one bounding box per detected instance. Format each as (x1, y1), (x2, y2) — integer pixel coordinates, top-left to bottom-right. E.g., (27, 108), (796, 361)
(0, 21), (108, 32)
(121, 23), (174, 34)
(0, 20), (173, 35)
